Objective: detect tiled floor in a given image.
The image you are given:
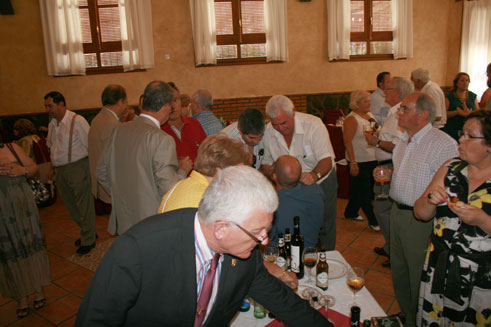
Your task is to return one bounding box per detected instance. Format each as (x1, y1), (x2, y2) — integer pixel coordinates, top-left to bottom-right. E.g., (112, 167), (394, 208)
(0, 198), (400, 326)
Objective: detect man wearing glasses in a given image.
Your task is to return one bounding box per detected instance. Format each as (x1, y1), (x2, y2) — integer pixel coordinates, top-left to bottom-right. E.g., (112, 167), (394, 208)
(76, 166), (331, 327)
(389, 92), (457, 327)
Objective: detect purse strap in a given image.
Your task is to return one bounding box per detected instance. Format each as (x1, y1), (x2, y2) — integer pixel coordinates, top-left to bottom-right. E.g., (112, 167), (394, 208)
(6, 143), (24, 167)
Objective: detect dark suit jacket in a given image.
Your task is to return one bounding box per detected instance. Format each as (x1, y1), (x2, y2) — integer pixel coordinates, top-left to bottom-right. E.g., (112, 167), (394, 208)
(75, 209), (329, 327)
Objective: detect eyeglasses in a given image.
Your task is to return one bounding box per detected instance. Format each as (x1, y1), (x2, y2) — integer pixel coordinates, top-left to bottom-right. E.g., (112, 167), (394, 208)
(458, 130), (485, 140)
(229, 221), (270, 244)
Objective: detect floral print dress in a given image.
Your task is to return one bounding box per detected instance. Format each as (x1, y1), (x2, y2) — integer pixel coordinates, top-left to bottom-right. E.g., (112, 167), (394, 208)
(417, 158), (491, 327)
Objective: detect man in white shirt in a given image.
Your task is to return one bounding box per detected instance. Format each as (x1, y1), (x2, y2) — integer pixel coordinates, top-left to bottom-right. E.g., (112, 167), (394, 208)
(88, 84), (127, 215)
(260, 95), (337, 251)
(97, 81), (193, 235)
(221, 107), (265, 169)
(365, 77), (413, 267)
(370, 72), (391, 126)
(411, 68), (447, 129)
(45, 91), (96, 255)
(389, 92), (458, 327)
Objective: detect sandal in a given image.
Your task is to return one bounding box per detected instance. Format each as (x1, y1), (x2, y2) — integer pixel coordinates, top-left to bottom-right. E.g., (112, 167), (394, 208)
(33, 298), (46, 310)
(16, 307), (30, 319)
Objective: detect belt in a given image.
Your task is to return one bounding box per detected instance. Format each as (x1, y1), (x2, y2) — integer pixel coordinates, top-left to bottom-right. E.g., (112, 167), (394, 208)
(394, 201), (413, 211)
(377, 159), (393, 166)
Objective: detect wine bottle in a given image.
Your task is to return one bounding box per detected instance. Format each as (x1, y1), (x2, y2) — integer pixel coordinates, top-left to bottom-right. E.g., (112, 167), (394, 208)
(277, 233), (287, 270)
(290, 216), (304, 279)
(316, 252), (329, 290)
(350, 306), (361, 327)
(284, 228), (292, 270)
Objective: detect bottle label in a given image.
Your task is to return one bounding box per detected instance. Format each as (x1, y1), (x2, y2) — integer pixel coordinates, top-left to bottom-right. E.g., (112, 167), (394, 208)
(316, 272), (329, 288)
(276, 256), (286, 269)
(291, 246), (300, 273)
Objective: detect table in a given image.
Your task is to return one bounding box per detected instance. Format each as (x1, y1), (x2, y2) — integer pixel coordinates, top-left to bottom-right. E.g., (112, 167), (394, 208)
(230, 251), (386, 327)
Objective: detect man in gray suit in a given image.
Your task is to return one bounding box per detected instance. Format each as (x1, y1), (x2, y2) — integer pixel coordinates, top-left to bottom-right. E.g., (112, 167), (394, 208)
(97, 81), (193, 235)
(88, 84), (127, 215)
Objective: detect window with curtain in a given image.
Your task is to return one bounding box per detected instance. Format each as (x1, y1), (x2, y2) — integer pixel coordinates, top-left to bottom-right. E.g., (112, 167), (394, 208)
(214, 0), (267, 64)
(78, 0), (123, 74)
(350, 0), (393, 59)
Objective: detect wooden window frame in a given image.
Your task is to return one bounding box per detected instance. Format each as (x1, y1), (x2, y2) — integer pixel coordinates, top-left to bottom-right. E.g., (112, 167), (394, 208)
(79, 0), (124, 74)
(350, 0), (393, 61)
(215, 0), (267, 66)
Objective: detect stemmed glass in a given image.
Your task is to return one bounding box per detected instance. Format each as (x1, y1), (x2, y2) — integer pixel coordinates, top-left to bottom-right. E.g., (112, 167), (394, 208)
(302, 247), (318, 284)
(373, 166), (392, 199)
(263, 241), (279, 264)
(346, 266), (365, 305)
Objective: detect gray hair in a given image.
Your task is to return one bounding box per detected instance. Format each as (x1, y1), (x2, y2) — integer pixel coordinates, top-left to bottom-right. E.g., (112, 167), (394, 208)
(198, 166), (278, 225)
(393, 77), (414, 99)
(192, 89), (213, 110)
(415, 93), (436, 123)
(411, 68), (430, 84)
(265, 95), (294, 118)
(349, 90), (370, 110)
(142, 81), (174, 112)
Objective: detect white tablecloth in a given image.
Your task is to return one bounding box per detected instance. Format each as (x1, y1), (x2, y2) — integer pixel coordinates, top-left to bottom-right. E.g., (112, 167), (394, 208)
(230, 250), (386, 327)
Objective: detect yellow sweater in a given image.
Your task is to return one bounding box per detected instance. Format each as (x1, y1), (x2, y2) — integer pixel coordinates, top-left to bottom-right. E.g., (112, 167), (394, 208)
(158, 170), (210, 213)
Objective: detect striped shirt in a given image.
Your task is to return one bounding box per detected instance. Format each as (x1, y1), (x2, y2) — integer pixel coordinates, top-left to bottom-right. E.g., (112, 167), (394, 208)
(390, 123), (458, 206)
(193, 112), (224, 136)
(194, 214), (223, 321)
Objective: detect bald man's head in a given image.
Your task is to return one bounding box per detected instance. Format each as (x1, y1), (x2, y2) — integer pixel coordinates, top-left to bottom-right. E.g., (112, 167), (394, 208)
(274, 155), (301, 189)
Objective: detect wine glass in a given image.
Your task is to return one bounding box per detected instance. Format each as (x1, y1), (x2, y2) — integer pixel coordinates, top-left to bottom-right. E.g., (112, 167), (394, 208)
(373, 166), (392, 199)
(362, 124), (374, 136)
(346, 266), (365, 305)
(302, 247), (318, 284)
(263, 241), (279, 264)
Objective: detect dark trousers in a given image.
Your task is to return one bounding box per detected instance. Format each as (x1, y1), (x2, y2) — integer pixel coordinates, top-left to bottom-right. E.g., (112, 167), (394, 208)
(344, 160), (378, 226)
(317, 171), (338, 251)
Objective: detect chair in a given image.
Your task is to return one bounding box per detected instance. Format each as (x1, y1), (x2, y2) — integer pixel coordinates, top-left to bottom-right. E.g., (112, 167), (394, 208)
(326, 124), (349, 199)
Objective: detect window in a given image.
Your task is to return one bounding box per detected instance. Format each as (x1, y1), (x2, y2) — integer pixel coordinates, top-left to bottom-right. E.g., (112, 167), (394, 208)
(214, 0), (266, 64)
(78, 0), (123, 74)
(350, 0), (393, 59)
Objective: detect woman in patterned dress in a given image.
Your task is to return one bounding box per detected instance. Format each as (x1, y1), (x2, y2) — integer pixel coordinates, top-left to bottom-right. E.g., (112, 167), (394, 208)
(414, 110), (491, 326)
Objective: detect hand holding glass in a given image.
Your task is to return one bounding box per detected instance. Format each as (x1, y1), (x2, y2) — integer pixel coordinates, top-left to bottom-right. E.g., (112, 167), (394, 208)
(373, 166), (392, 199)
(263, 241), (279, 264)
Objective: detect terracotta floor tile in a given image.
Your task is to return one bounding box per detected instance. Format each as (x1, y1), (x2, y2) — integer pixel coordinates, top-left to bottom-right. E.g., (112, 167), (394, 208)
(49, 257), (80, 280)
(350, 230), (385, 252)
(387, 299), (401, 316)
(365, 269), (395, 296)
(6, 312), (56, 327)
(54, 268), (93, 295)
(335, 231), (359, 247)
(371, 255), (391, 272)
(370, 291), (394, 314)
(37, 294), (82, 325)
(0, 292), (13, 306)
(40, 284), (69, 305)
(0, 300), (18, 326)
(59, 315), (77, 327)
(45, 231), (74, 250)
(48, 242), (78, 258)
(341, 247), (378, 269)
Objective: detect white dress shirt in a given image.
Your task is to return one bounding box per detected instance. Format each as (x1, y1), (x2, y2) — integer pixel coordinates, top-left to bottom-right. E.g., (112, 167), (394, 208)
(139, 113), (161, 128)
(262, 112), (335, 183)
(421, 80), (447, 129)
(390, 123), (458, 206)
(376, 103), (404, 162)
(47, 110), (90, 167)
(221, 122), (265, 169)
(370, 88), (390, 127)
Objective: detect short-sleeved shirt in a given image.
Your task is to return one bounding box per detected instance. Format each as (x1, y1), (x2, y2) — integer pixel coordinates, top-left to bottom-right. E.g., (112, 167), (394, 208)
(47, 110), (90, 166)
(221, 122), (265, 169)
(262, 112), (335, 183)
(376, 103), (404, 162)
(390, 123), (458, 206)
(161, 116), (207, 162)
(421, 80), (447, 129)
(193, 111), (224, 136)
(370, 88), (390, 126)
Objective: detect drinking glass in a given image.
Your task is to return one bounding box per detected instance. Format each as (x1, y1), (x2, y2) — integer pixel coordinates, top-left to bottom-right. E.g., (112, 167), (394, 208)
(373, 166), (392, 199)
(362, 124), (374, 136)
(346, 266), (365, 305)
(302, 247), (318, 284)
(263, 241), (279, 264)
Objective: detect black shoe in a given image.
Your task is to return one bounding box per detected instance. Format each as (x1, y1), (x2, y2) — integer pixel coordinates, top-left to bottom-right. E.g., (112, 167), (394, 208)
(374, 247), (389, 257)
(382, 259), (391, 268)
(75, 233), (98, 247)
(76, 242), (95, 255)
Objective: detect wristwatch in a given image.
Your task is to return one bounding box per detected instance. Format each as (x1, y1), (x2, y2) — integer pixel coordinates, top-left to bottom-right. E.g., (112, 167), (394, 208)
(376, 140), (381, 148)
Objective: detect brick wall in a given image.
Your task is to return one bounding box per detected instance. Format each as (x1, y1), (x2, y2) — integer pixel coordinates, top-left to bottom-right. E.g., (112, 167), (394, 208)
(211, 94), (308, 124)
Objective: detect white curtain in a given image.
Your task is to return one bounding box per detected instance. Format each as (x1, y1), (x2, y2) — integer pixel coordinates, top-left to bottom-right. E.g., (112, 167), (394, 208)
(264, 0), (288, 62)
(392, 0), (413, 59)
(189, 0), (217, 65)
(460, 0), (491, 101)
(39, 0), (85, 76)
(327, 0), (350, 61)
(118, 0), (155, 71)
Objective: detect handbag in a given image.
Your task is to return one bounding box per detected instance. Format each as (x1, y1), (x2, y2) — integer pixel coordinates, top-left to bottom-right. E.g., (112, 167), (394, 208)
(6, 143), (56, 207)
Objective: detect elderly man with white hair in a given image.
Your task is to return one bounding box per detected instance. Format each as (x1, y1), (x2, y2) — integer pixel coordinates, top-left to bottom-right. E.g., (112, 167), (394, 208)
(411, 68), (447, 129)
(76, 166), (331, 327)
(260, 95), (337, 251)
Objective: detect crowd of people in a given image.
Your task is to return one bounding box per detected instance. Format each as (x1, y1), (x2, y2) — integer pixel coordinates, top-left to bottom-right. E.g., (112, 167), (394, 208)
(0, 64), (489, 326)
